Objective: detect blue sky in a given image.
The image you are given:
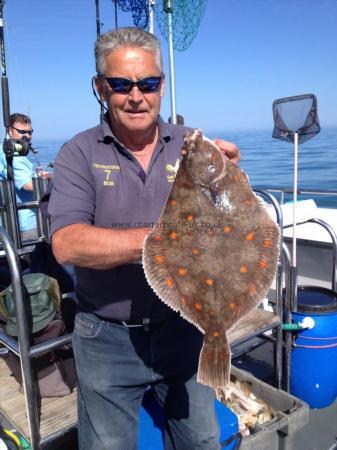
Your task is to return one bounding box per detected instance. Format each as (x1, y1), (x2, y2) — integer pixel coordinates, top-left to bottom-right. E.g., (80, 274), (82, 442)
(1, 0), (337, 139)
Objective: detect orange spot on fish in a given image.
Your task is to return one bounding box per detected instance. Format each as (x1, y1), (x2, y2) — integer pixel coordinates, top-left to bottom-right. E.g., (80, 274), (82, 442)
(229, 302), (236, 309)
(249, 284), (257, 294)
(205, 278), (215, 286)
(223, 226), (232, 234)
(181, 296), (187, 305)
(234, 174), (240, 182)
(186, 214), (194, 222)
(263, 239), (272, 248)
(178, 267), (188, 276)
(191, 247), (200, 255)
(207, 229), (214, 236)
(245, 199), (253, 205)
(153, 235), (162, 241)
(258, 260), (268, 269)
(194, 303), (203, 311)
(246, 232), (255, 241)
(169, 231), (178, 240)
(212, 331), (220, 337)
(165, 277), (174, 289)
(155, 255), (165, 264)
(169, 199), (177, 206)
(240, 265), (248, 273)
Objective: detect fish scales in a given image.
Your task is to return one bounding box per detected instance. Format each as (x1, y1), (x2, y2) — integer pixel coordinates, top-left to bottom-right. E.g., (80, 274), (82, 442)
(143, 129), (280, 391)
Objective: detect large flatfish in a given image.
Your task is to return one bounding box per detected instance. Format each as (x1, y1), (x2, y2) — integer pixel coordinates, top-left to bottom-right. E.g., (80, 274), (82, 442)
(143, 129), (280, 390)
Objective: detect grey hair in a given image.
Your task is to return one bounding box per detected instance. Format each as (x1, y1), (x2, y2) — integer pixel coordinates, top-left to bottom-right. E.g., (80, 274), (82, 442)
(95, 27), (163, 76)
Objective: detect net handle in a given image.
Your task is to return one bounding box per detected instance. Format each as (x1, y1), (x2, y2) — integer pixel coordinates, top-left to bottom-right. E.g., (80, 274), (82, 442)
(292, 132), (298, 267)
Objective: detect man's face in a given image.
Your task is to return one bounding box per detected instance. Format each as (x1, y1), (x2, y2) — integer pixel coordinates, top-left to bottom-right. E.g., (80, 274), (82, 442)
(96, 47), (164, 136)
(9, 121), (33, 141)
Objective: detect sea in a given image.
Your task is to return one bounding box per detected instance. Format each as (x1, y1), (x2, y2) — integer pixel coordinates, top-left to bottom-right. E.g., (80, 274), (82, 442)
(31, 126), (337, 209)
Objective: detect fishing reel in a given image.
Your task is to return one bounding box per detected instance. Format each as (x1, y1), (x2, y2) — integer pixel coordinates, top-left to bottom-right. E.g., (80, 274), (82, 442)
(2, 136), (32, 158)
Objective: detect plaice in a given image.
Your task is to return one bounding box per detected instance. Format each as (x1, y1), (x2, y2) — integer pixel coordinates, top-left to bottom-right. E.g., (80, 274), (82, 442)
(142, 129), (280, 391)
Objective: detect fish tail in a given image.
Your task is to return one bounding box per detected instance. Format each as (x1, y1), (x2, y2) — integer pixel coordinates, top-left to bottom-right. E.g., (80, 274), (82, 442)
(197, 336), (231, 390)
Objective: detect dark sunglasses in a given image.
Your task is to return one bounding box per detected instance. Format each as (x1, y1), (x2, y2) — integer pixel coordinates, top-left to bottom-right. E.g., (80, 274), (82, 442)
(11, 126), (33, 135)
(104, 76), (163, 94)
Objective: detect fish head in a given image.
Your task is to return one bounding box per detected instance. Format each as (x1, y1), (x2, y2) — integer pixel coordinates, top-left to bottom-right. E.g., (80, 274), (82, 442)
(182, 129), (225, 188)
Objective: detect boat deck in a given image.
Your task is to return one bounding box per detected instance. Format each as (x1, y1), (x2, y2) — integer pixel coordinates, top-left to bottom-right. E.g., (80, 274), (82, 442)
(0, 358), (77, 442)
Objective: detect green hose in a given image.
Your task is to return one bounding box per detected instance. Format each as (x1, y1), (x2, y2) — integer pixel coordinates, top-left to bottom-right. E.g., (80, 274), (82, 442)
(282, 323), (306, 331)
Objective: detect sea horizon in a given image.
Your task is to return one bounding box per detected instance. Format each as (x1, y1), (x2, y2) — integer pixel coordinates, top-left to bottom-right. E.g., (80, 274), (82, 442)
(31, 127), (337, 209)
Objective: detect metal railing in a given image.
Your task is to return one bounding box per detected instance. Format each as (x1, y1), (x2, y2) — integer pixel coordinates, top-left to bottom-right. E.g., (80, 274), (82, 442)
(0, 177), (75, 449)
(0, 227), (74, 450)
(254, 186), (337, 207)
(0, 177), (50, 257)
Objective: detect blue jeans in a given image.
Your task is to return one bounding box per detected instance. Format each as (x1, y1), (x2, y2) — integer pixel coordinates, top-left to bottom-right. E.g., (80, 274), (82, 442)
(73, 312), (220, 450)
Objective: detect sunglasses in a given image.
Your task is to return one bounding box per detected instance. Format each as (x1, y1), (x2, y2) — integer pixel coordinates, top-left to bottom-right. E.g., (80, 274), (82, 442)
(104, 76), (163, 94)
(11, 126), (33, 135)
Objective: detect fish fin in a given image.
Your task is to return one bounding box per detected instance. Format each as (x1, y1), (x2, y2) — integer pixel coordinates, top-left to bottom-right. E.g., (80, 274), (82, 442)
(197, 335), (231, 390)
(143, 228), (198, 324)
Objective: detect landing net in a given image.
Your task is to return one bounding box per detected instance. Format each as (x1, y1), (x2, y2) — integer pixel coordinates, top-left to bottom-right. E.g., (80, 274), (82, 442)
(154, 0), (207, 51)
(272, 94), (320, 145)
(117, 0), (149, 29)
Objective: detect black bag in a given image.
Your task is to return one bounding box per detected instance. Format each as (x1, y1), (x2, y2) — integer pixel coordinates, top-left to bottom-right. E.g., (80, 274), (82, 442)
(0, 273), (77, 397)
(3, 317), (77, 397)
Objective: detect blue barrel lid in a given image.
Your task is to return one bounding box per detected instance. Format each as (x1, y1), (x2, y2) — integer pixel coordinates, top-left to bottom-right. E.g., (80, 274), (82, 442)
(297, 286), (337, 313)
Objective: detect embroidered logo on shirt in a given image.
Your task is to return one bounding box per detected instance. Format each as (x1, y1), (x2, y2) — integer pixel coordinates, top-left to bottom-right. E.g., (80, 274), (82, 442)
(93, 163), (120, 187)
(166, 159), (180, 183)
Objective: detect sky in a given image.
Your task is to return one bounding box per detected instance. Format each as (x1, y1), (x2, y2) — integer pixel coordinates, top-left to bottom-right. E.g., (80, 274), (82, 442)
(1, 0), (337, 139)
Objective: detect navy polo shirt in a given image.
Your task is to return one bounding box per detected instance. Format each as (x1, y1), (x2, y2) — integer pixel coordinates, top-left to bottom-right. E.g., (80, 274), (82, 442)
(48, 115), (188, 321)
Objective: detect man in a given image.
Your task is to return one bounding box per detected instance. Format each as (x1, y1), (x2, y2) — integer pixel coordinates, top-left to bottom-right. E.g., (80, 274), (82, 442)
(0, 113), (37, 242)
(49, 27), (240, 450)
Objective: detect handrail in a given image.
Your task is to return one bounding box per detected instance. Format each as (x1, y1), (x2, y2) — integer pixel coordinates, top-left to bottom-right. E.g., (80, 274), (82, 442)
(253, 186), (337, 199)
(30, 333), (73, 358)
(253, 188), (284, 389)
(0, 178), (50, 255)
(308, 218), (337, 292)
(0, 227), (40, 449)
(282, 242), (292, 392)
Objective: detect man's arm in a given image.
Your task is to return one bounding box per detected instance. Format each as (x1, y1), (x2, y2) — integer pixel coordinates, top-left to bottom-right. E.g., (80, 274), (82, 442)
(22, 180), (33, 191)
(52, 223), (150, 270)
(214, 139), (241, 165)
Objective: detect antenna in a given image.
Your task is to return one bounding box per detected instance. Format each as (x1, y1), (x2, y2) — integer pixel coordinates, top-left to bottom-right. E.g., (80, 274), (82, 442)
(95, 0), (105, 123)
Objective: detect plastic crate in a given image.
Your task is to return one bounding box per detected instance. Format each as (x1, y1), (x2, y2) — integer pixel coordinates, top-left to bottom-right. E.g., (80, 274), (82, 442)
(231, 366), (309, 450)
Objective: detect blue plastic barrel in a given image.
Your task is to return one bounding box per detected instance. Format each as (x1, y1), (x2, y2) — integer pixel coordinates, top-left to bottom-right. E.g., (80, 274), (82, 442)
(139, 388), (239, 449)
(291, 286), (337, 409)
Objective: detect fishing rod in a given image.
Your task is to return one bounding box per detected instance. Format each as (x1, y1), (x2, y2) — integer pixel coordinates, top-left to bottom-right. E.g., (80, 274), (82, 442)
(0, 0), (35, 249)
(95, 0), (105, 122)
(0, 1), (33, 170)
(164, 0), (177, 124)
(113, 0), (118, 29)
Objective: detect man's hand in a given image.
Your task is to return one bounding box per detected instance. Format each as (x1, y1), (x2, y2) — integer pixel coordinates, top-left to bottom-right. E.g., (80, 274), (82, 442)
(214, 139), (241, 165)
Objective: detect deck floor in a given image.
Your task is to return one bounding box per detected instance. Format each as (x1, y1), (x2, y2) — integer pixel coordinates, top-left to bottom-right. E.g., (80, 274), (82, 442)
(0, 358), (77, 441)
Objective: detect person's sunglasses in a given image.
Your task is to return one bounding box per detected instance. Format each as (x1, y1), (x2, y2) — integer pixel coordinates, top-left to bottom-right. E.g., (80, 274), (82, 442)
(11, 126), (33, 135)
(104, 76), (163, 94)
